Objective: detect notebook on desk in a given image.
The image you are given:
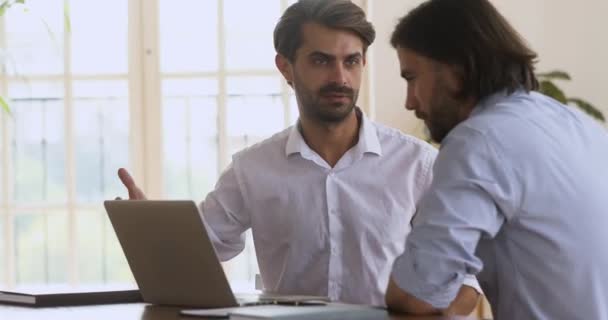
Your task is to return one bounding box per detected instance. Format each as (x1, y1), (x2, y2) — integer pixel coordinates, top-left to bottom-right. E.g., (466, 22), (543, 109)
(0, 285), (141, 307)
(104, 200), (329, 308)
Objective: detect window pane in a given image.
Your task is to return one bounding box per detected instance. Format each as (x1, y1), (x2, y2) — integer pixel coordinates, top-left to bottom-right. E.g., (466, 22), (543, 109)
(0, 113), (3, 200)
(15, 213), (45, 284)
(73, 81), (129, 203)
(0, 215), (5, 285)
(77, 209), (133, 284)
(46, 212), (69, 283)
(103, 213), (133, 284)
(226, 76), (284, 156)
(4, 0), (64, 75)
(159, 0), (218, 73)
(14, 211), (67, 285)
(222, 230), (259, 291)
(76, 210), (104, 283)
(224, 1), (279, 71)
(162, 79), (218, 199)
(10, 82), (66, 204)
(70, 0), (128, 74)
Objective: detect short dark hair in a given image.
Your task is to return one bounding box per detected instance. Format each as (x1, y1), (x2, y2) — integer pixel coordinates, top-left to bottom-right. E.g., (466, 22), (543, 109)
(391, 0), (538, 100)
(274, 0), (375, 62)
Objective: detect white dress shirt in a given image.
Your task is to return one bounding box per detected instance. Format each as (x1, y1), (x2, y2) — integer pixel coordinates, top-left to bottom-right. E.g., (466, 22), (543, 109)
(200, 110), (475, 306)
(392, 90), (608, 319)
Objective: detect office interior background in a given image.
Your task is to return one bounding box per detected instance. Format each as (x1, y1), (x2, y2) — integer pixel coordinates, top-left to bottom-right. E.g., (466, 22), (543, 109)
(0, 0), (606, 310)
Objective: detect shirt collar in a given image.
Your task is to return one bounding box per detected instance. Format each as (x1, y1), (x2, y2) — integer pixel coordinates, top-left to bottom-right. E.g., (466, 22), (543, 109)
(285, 108), (382, 157)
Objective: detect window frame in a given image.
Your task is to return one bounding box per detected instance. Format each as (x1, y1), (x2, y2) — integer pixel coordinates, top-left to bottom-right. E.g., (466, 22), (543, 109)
(0, 0), (371, 288)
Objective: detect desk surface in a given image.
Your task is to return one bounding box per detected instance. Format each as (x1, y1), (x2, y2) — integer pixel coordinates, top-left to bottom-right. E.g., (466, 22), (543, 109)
(0, 303), (476, 320)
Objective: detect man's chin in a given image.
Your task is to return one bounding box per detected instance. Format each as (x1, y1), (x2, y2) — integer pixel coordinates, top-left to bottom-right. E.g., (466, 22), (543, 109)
(428, 126), (450, 144)
(317, 104), (355, 122)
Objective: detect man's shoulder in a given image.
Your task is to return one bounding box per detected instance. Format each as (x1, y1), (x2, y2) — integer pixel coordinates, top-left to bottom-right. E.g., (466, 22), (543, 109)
(371, 120), (437, 157)
(232, 127), (292, 162)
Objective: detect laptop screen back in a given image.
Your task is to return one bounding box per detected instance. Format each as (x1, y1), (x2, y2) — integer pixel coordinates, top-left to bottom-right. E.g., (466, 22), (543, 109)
(104, 200), (238, 308)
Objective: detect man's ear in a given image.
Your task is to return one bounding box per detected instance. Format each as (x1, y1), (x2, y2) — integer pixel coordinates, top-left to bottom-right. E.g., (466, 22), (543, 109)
(275, 54), (294, 86)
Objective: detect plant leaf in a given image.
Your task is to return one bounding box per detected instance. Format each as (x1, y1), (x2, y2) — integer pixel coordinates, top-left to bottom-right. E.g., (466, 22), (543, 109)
(539, 80), (567, 104)
(0, 96), (12, 116)
(537, 70), (571, 81)
(0, 2), (9, 16)
(63, 0), (71, 33)
(567, 97), (605, 122)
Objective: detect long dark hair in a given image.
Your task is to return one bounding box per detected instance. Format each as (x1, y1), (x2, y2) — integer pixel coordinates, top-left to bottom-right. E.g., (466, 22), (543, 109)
(391, 0), (538, 100)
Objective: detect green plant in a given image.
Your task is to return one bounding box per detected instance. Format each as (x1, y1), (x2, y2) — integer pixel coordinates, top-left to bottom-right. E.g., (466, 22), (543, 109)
(0, 0), (24, 15)
(0, 0), (70, 115)
(537, 70), (605, 122)
(0, 0), (27, 114)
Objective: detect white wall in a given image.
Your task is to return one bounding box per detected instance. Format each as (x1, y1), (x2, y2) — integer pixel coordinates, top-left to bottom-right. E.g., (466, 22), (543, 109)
(368, 0), (608, 134)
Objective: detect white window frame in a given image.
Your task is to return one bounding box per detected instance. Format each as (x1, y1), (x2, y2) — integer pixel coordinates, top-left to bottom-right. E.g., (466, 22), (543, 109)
(0, 0), (371, 287)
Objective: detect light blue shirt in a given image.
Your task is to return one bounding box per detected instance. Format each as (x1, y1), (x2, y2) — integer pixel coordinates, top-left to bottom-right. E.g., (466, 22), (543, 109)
(391, 90), (608, 319)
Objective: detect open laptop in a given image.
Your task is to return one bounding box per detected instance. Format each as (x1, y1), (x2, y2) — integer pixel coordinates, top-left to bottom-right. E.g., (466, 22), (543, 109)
(104, 200), (329, 308)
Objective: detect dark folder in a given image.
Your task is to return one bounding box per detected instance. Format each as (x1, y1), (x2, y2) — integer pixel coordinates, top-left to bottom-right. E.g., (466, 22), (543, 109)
(0, 285), (142, 307)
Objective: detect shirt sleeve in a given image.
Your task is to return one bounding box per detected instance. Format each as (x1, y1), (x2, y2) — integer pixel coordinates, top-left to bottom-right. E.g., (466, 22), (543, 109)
(462, 274), (483, 295)
(392, 127), (517, 308)
(199, 162), (251, 261)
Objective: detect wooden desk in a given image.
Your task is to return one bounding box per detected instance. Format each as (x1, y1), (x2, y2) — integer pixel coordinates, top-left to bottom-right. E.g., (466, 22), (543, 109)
(0, 303), (476, 320)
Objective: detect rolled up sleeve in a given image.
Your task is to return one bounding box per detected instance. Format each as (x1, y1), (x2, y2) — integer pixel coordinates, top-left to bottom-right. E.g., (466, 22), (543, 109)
(391, 127), (514, 308)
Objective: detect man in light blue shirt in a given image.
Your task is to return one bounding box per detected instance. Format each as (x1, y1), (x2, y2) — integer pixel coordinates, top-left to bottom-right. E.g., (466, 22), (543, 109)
(385, 0), (608, 319)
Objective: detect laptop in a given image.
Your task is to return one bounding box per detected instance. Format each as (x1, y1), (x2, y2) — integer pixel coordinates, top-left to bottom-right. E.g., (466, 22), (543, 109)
(104, 200), (329, 308)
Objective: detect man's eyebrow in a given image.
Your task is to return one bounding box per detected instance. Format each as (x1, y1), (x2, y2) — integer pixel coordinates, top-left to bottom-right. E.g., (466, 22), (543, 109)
(345, 53), (363, 60)
(308, 51), (335, 60)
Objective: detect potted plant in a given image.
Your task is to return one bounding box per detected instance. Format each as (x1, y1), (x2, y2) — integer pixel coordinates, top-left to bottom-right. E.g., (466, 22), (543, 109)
(537, 70), (605, 122)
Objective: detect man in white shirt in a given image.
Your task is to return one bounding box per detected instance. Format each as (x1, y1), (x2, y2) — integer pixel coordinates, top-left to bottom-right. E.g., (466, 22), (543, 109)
(117, 0), (479, 311)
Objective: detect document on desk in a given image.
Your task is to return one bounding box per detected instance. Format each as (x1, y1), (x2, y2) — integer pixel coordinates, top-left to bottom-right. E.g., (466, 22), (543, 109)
(181, 304), (388, 319)
(0, 284), (142, 307)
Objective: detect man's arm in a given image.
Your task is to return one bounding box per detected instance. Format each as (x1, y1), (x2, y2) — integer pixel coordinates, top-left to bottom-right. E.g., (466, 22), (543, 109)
(386, 277), (479, 315)
(386, 129), (512, 313)
(116, 165), (251, 261)
(198, 163), (251, 261)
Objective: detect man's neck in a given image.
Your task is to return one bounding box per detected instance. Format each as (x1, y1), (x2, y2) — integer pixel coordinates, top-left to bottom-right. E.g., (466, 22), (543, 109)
(299, 110), (361, 168)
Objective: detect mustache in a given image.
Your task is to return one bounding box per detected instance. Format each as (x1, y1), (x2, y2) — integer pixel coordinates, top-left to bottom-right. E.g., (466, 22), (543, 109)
(319, 84), (354, 96)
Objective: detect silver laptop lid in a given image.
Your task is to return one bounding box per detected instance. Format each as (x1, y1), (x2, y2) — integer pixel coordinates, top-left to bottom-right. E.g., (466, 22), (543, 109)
(104, 200), (238, 308)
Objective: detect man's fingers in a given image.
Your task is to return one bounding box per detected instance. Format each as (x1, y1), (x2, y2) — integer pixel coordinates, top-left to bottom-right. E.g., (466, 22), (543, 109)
(117, 168), (147, 200)
(118, 168), (136, 188)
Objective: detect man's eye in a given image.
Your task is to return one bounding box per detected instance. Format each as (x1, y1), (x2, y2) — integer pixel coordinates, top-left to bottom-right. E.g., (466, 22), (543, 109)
(346, 58), (360, 66)
(313, 58), (328, 65)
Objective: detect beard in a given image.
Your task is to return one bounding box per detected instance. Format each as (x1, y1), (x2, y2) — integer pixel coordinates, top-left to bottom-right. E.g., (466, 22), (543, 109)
(293, 75), (358, 123)
(423, 80), (465, 143)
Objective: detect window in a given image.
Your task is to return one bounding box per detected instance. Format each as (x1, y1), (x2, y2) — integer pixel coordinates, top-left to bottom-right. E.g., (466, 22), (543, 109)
(0, 0), (371, 290)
